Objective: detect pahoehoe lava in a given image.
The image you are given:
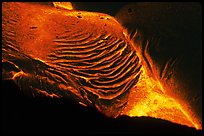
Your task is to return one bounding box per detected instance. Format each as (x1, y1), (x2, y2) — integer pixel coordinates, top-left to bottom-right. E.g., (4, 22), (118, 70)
(2, 2), (141, 118)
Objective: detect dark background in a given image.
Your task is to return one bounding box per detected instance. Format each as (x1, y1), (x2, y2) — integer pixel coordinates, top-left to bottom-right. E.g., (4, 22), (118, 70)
(114, 2), (202, 121)
(1, 2), (203, 135)
(1, 80), (201, 135)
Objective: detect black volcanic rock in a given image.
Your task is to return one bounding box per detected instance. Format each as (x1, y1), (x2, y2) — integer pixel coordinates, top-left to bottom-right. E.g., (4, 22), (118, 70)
(1, 80), (201, 135)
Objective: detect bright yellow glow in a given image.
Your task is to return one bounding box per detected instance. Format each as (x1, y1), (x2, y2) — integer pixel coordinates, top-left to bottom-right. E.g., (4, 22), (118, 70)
(121, 66), (202, 130)
(53, 2), (74, 10)
(34, 58), (46, 63)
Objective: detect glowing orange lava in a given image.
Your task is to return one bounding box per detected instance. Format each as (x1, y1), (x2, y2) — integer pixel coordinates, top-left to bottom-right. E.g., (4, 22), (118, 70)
(2, 2), (202, 130)
(121, 66), (202, 130)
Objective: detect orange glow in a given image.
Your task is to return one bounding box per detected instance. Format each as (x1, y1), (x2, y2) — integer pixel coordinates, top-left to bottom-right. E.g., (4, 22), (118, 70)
(35, 88), (60, 98)
(12, 70), (27, 80)
(121, 66), (202, 130)
(2, 2), (201, 130)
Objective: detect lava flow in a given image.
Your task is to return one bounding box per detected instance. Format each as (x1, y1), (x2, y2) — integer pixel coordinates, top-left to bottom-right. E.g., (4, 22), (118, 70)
(2, 2), (202, 130)
(121, 65), (202, 130)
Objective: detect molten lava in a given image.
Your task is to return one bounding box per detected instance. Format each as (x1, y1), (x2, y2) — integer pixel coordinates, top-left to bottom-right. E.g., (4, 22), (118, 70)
(2, 2), (202, 131)
(121, 66), (202, 130)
